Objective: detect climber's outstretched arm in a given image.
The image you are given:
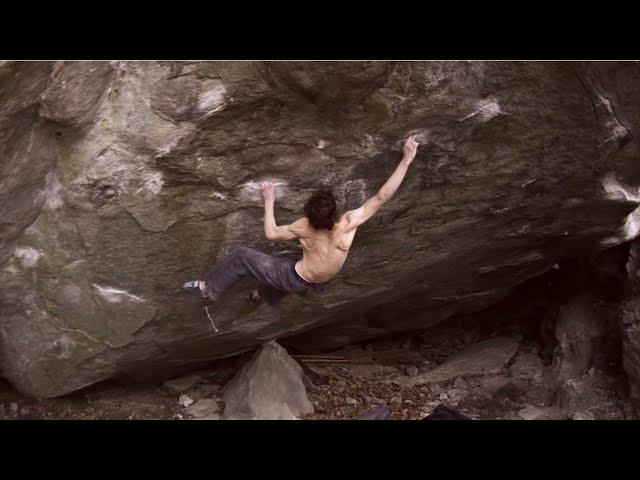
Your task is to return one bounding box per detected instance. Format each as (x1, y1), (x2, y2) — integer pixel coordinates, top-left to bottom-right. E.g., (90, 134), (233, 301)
(344, 135), (419, 231)
(261, 182), (307, 241)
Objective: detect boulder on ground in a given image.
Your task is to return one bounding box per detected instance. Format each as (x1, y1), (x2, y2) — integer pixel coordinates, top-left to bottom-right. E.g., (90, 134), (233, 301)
(222, 341), (313, 420)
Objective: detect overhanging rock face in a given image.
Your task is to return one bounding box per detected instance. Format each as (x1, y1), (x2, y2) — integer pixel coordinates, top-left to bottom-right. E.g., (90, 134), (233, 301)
(1, 61), (639, 398)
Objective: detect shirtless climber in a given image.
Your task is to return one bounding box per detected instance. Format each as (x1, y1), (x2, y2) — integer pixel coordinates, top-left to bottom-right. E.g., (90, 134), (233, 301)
(183, 135), (420, 306)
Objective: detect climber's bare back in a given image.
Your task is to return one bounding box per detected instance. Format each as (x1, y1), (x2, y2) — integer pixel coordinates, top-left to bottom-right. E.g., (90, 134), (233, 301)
(286, 215), (358, 284)
(261, 135), (420, 285)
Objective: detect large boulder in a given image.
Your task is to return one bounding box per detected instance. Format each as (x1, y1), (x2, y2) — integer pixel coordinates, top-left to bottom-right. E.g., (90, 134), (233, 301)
(221, 341), (313, 420)
(1, 61), (640, 398)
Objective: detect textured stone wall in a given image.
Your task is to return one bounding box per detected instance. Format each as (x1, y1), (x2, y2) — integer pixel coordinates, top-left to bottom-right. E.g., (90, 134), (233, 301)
(1, 61), (639, 398)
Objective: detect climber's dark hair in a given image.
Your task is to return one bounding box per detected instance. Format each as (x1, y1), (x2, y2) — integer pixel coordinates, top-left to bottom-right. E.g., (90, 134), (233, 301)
(304, 189), (339, 230)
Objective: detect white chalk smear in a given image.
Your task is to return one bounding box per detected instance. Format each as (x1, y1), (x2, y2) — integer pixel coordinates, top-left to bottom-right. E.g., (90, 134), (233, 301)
(490, 206), (511, 215)
(239, 179), (288, 202)
(596, 93), (616, 115)
(36, 172), (64, 210)
(600, 173), (640, 246)
(211, 190), (228, 201)
(596, 93), (631, 146)
(144, 171), (164, 195)
(14, 247), (41, 268)
(92, 284), (145, 303)
(243, 179), (287, 189)
(324, 300), (350, 309)
(459, 99), (507, 123)
(198, 80), (226, 113)
(403, 130), (430, 145)
(62, 259), (86, 270)
(135, 171), (164, 195)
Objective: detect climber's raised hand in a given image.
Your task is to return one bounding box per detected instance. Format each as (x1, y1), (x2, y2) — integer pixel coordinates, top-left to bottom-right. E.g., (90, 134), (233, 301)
(402, 134), (419, 165)
(261, 181), (276, 204)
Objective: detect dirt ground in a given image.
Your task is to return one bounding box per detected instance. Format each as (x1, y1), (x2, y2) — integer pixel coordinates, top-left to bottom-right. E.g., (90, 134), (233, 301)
(0, 316), (634, 420)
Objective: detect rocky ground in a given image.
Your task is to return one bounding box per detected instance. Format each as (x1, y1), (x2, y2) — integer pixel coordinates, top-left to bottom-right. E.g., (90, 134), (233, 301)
(302, 320), (632, 420)
(1, 311), (634, 420)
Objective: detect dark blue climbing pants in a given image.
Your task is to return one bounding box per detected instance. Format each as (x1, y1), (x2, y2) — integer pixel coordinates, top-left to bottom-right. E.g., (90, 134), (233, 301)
(203, 246), (326, 305)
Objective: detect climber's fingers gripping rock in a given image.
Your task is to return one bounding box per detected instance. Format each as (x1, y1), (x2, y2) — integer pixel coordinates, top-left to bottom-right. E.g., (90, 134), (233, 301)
(402, 134), (419, 165)
(261, 181), (276, 203)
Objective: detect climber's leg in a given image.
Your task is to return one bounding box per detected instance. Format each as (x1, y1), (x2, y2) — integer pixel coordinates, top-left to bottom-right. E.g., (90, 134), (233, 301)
(202, 246), (293, 302)
(186, 246), (326, 304)
(255, 284), (288, 306)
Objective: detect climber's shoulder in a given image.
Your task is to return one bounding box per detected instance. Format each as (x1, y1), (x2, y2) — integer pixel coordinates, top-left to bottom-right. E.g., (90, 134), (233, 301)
(288, 217), (311, 238)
